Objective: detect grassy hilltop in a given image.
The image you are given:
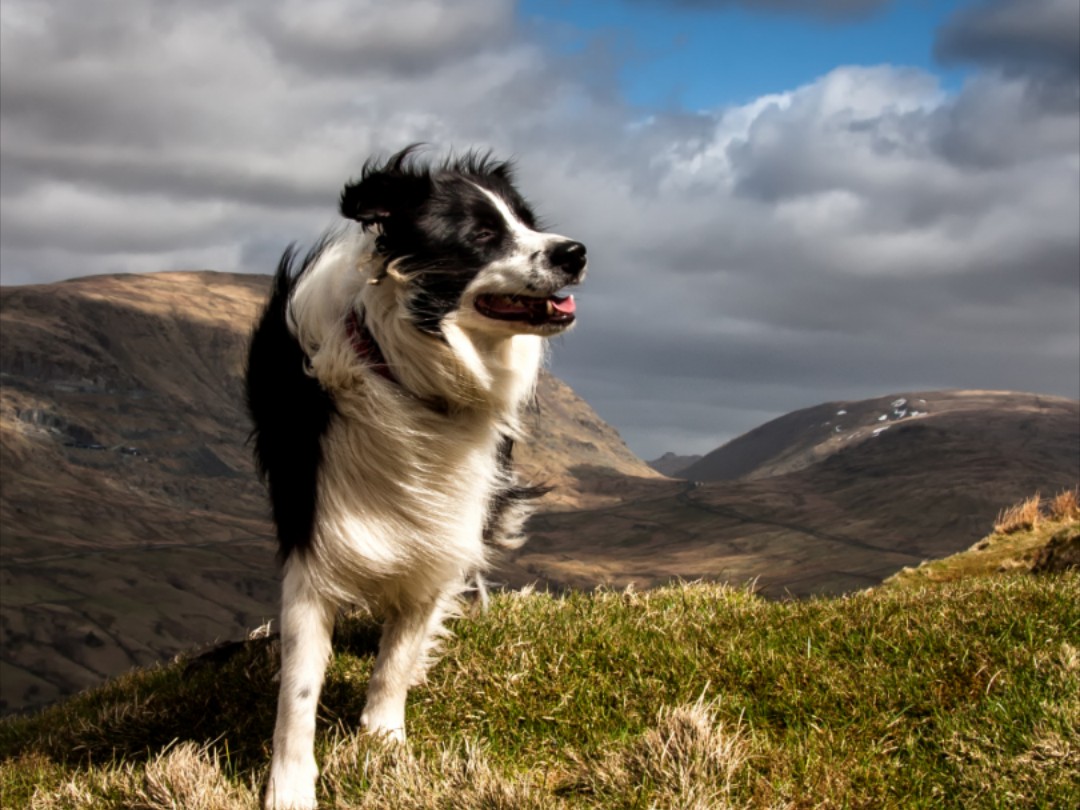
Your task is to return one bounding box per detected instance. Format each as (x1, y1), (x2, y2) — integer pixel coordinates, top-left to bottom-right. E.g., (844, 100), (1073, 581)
(1, 500), (1078, 809)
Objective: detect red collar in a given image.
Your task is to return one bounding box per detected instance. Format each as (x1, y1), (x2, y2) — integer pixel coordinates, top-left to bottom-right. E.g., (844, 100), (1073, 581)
(345, 309), (398, 384)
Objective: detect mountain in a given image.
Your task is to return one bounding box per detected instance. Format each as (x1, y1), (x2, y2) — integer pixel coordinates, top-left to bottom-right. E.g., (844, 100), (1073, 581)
(680, 390), (1077, 482)
(0, 271), (655, 715)
(499, 391), (1079, 596)
(646, 452), (702, 477)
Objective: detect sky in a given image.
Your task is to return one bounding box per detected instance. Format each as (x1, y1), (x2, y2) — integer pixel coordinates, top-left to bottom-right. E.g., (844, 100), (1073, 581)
(1, 0), (1078, 459)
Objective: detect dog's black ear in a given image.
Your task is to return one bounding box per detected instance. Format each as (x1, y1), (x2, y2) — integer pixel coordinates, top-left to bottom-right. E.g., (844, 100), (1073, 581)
(339, 173), (431, 226)
(340, 145), (431, 227)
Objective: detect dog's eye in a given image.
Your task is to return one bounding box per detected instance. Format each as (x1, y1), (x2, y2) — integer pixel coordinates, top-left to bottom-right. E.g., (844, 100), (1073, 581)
(471, 228), (498, 244)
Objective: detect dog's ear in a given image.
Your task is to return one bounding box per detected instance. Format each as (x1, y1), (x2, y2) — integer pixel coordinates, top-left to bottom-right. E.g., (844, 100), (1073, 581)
(340, 145), (431, 228)
(339, 173), (431, 227)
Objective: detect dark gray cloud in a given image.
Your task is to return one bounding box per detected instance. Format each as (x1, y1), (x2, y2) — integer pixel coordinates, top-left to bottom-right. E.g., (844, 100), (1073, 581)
(1, 0), (1076, 459)
(929, 73), (1080, 168)
(935, 0), (1080, 80)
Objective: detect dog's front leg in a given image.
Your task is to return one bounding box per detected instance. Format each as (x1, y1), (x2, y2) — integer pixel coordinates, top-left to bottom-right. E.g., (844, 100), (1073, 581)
(360, 598), (444, 740)
(265, 559), (336, 810)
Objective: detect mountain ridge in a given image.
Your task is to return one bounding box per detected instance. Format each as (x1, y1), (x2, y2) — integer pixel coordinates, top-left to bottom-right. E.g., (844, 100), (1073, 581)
(646, 452), (702, 477)
(680, 389), (1076, 482)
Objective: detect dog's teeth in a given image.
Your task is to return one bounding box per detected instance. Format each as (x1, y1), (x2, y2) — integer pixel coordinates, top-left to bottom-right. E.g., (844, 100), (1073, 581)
(546, 300), (555, 316)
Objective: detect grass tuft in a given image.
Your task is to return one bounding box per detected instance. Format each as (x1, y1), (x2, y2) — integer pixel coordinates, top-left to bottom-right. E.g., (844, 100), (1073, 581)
(318, 733), (553, 809)
(16, 742), (257, 810)
(1049, 488), (1080, 522)
(994, 493), (1043, 534)
(991, 487), (1079, 535)
(563, 699), (750, 809)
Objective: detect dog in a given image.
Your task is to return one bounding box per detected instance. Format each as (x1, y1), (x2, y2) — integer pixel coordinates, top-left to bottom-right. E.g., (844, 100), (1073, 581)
(245, 145), (586, 810)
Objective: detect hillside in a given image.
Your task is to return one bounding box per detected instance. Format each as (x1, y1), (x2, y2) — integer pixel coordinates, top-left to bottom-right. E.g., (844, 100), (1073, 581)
(680, 390), (1077, 482)
(0, 271), (656, 715)
(884, 490), (1080, 588)
(0, 270), (656, 513)
(502, 404), (1079, 595)
(2, 574), (1077, 809)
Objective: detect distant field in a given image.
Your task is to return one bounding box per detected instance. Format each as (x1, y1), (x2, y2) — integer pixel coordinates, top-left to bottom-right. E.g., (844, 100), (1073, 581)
(0, 541), (279, 715)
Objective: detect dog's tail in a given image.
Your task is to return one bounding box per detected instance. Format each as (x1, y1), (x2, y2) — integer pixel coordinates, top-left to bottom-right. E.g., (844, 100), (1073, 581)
(245, 244), (337, 562)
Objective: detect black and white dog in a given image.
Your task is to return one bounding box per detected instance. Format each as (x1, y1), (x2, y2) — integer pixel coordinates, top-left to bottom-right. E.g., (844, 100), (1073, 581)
(246, 146), (585, 809)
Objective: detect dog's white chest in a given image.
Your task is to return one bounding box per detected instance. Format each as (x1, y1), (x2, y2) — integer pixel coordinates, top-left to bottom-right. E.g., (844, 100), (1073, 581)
(306, 410), (501, 600)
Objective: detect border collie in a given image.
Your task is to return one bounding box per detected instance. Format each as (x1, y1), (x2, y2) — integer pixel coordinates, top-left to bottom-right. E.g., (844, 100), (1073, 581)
(246, 146), (586, 810)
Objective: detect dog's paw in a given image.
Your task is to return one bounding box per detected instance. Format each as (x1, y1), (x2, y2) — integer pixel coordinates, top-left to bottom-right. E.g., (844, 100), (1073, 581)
(360, 708), (407, 743)
(263, 785), (317, 810)
(264, 764), (318, 810)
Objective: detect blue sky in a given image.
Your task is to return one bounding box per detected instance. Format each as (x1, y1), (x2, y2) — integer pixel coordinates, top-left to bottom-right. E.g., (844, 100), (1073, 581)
(521, 0), (973, 109)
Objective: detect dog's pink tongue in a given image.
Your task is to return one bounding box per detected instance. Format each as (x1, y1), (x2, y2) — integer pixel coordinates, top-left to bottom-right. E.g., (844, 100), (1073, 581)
(551, 294), (576, 314)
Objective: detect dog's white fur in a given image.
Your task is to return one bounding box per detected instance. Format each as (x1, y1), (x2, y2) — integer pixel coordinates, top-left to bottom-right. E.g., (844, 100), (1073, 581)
(264, 212), (574, 808)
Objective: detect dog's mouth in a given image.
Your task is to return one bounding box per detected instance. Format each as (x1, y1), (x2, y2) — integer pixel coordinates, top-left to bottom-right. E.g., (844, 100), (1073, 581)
(474, 293), (576, 327)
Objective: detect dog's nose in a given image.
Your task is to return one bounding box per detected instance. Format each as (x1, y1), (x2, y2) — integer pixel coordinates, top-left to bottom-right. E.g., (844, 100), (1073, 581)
(547, 240), (587, 278)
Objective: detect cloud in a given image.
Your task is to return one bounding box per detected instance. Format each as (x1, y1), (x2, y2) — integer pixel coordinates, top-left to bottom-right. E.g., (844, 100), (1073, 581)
(249, 0), (515, 78)
(0, 0), (1076, 458)
(935, 0), (1080, 80)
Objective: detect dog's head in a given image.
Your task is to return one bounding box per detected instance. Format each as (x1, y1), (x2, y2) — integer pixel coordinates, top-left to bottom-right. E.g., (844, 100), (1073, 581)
(340, 145), (586, 337)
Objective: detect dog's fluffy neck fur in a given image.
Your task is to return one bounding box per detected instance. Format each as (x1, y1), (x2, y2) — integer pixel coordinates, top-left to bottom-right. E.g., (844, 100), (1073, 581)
(290, 229), (544, 426)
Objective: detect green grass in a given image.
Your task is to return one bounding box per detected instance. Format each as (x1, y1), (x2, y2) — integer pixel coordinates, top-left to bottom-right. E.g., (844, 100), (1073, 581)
(2, 575), (1078, 809)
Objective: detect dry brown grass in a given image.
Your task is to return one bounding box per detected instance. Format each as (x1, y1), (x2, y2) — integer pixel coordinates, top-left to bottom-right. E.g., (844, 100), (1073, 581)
(564, 700), (752, 809)
(994, 493), (1043, 534)
(994, 489), (1079, 534)
(320, 701), (753, 809)
(1048, 488), (1080, 522)
(28, 742), (256, 810)
(18, 703), (752, 810)
(318, 734), (551, 810)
